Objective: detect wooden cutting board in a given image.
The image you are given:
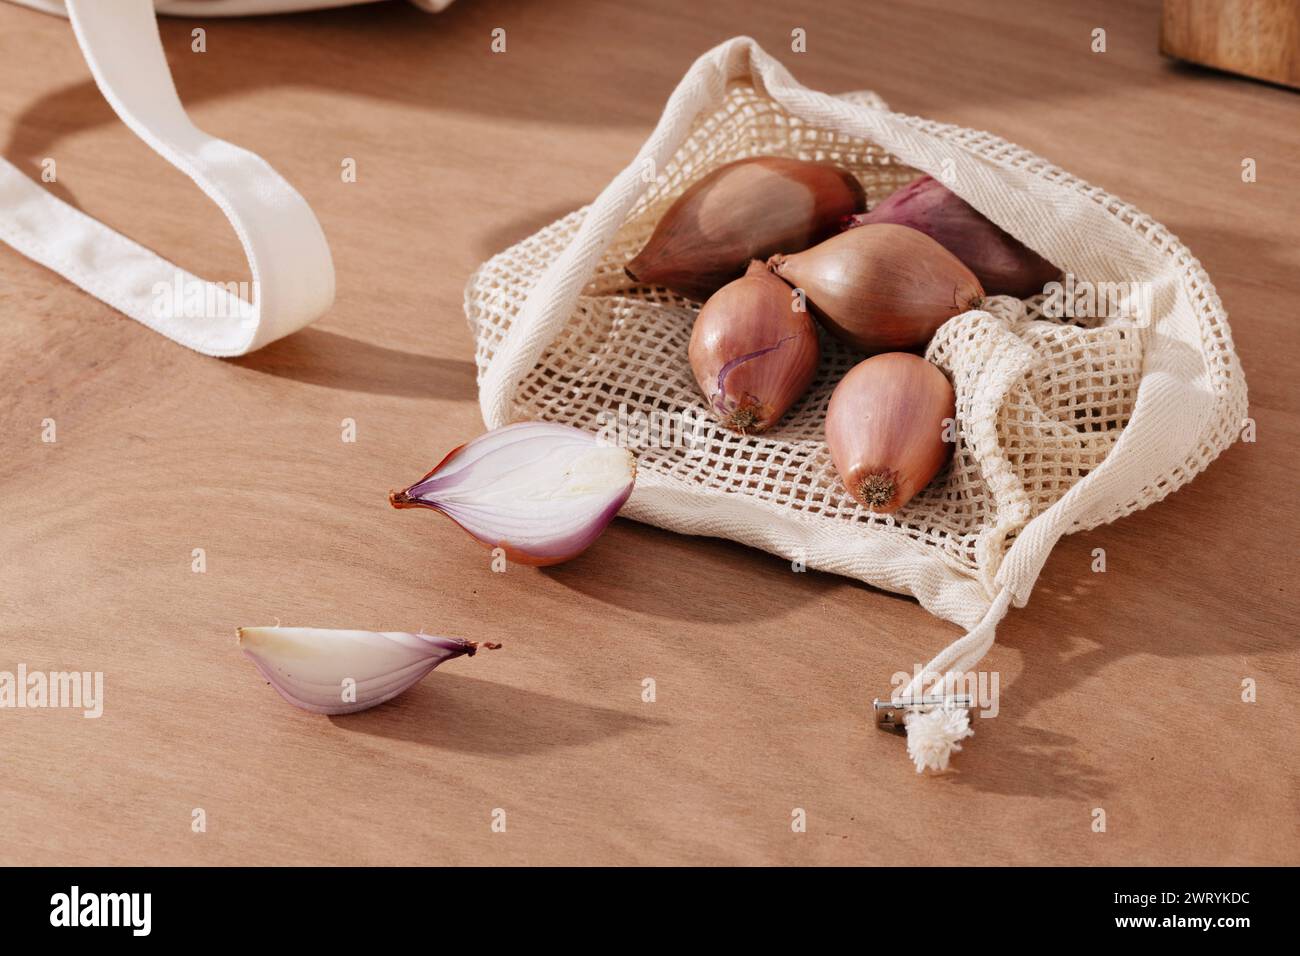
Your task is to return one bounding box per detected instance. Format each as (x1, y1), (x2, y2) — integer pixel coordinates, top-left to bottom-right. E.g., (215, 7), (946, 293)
(1162, 0), (1300, 89)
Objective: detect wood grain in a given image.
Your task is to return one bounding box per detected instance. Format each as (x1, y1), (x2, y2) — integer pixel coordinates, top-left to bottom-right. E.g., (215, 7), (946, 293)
(1162, 0), (1300, 89)
(1, 0), (1297, 866)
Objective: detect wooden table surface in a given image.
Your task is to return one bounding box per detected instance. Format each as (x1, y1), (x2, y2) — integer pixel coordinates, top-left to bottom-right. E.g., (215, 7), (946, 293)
(2, 0), (1297, 866)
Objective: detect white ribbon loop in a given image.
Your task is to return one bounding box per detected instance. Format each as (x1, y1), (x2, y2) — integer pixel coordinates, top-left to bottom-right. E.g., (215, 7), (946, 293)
(0, 0), (335, 356)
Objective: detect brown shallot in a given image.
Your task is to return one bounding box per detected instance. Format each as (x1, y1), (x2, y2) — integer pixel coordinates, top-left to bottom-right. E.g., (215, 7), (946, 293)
(688, 260), (819, 433)
(824, 352), (956, 513)
(769, 223), (984, 354)
(626, 157), (866, 302)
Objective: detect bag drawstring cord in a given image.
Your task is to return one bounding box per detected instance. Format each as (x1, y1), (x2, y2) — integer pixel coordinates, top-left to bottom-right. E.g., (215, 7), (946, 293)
(896, 587), (1014, 773)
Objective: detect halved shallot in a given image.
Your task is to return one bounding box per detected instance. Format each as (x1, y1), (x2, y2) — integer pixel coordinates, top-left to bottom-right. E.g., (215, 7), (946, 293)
(389, 422), (636, 566)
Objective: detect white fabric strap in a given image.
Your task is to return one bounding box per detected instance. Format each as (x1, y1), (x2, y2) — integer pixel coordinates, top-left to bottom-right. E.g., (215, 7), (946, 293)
(0, 0), (335, 356)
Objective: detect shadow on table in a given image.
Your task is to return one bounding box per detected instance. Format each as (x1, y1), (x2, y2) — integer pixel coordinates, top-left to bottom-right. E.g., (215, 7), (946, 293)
(541, 519), (868, 625)
(1, 0), (669, 211)
(475, 199), (592, 260)
(3, 0), (1171, 186)
(3, 0), (668, 163)
(329, 672), (664, 754)
(226, 326), (477, 400)
(939, 470), (1271, 798)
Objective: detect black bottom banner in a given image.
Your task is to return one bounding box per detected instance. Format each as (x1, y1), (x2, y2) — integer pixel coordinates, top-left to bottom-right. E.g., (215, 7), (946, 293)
(0, 866), (1279, 941)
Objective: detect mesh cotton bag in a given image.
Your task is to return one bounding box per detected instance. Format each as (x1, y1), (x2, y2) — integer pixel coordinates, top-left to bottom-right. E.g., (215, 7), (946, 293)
(466, 37), (1247, 771)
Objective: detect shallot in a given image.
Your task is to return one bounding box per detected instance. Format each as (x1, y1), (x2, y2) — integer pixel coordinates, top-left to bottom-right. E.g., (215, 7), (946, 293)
(688, 260), (819, 433)
(769, 223), (984, 354)
(238, 626), (497, 715)
(843, 174), (1059, 298)
(626, 157), (865, 302)
(389, 422), (636, 566)
(824, 352), (956, 513)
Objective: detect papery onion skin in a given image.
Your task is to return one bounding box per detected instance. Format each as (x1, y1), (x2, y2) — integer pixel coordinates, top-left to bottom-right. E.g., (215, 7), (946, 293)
(844, 175), (1060, 298)
(824, 352), (956, 514)
(626, 157), (866, 302)
(237, 627), (488, 715)
(389, 422), (636, 566)
(688, 260), (819, 433)
(769, 223), (984, 354)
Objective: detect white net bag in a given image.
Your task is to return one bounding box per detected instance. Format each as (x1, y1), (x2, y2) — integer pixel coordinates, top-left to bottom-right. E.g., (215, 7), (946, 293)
(464, 37), (1248, 771)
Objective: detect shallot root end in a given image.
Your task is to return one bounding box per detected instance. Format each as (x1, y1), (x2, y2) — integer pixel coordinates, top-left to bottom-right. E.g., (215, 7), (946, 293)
(389, 489), (419, 509)
(858, 471), (898, 510)
(725, 405), (763, 434)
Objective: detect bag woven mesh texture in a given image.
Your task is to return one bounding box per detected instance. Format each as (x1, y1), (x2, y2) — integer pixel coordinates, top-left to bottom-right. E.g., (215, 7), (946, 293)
(464, 39), (1247, 636)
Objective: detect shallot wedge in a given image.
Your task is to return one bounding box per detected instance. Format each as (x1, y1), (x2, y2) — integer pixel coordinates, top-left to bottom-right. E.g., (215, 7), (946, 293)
(238, 626), (496, 715)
